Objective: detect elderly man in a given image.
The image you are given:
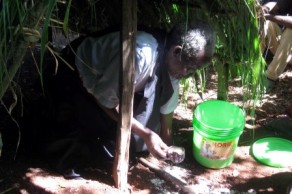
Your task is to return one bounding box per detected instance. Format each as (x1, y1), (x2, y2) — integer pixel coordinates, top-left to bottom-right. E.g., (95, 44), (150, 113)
(41, 21), (215, 179)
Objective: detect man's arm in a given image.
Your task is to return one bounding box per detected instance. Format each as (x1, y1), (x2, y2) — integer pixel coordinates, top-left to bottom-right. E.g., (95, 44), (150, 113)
(131, 118), (168, 159)
(97, 102), (169, 159)
(265, 14), (292, 29)
(160, 112), (174, 146)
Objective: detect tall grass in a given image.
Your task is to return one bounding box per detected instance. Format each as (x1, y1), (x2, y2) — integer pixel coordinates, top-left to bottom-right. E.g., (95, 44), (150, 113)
(0, 0), (265, 155)
(0, 0), (265, 103)
(209, 0), (266, 117)
(164, 0), (265, 108)
(0, 0), (59, 158)
(0, 1), (55, 99)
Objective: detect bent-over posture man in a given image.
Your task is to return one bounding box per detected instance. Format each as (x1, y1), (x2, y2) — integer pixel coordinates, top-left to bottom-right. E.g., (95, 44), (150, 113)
(41, 20), (216, 179)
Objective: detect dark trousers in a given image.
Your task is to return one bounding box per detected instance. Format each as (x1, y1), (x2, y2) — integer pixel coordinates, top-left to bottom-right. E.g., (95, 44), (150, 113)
(38, 36), (142, 172)
(30, 32), (132, 172)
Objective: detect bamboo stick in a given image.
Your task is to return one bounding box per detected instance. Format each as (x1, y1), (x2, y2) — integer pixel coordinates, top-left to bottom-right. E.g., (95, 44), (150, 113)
(113, 0), (137, 191)
(138, 157), (197, 194)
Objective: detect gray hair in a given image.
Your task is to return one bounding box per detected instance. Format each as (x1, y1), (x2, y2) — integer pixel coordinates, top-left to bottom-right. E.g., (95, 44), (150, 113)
(166, 20), (216, 64)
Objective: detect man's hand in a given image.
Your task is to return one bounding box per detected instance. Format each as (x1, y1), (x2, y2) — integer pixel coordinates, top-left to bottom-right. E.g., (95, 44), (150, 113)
(144, 130), (169, 159)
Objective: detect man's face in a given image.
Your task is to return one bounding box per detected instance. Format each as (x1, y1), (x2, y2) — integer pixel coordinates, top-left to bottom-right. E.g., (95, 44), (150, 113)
(166, 46), (207, 79)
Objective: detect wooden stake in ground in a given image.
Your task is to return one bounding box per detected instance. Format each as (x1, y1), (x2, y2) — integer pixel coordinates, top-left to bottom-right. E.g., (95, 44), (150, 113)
(113, 0), (137, 191)
(138, 157), (198, 194)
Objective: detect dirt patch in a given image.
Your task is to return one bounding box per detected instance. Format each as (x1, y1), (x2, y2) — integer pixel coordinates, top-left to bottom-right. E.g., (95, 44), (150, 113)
(0, 51), (292, 194)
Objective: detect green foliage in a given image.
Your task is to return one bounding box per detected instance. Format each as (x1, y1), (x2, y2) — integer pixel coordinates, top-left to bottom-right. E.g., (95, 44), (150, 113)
(63, 0), (72, 37)
(0, 0), (26, 98)
(183, 0), (265, 107)
(0, 0), (267, 157)
(0, 0), (266, 107)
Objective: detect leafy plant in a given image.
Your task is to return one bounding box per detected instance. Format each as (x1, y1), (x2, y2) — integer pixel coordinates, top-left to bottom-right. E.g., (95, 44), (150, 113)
(0, 0), (266, 157)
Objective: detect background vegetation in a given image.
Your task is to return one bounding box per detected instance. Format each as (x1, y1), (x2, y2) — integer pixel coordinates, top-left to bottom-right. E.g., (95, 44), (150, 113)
(0, 0), (265, 152)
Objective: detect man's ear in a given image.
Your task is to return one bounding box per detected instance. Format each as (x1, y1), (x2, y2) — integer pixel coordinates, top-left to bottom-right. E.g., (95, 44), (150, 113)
(172, 45), (182, 58)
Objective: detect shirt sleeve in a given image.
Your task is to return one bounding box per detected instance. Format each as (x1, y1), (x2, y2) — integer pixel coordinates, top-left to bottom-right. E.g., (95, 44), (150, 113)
(75, 31), (159, 109)
(75, 32), (121, 108)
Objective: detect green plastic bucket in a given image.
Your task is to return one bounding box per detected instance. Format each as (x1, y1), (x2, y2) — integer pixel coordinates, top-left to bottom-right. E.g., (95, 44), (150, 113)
(192, 100), (245, 168)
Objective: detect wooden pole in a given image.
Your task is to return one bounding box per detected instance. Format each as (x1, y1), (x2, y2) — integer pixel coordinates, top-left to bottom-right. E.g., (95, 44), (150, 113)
(138, 157), (197, 194)
(113, 0), (137, 191)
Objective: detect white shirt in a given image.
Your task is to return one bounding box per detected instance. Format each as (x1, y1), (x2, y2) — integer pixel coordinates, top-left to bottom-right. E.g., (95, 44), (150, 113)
(75, 31), (179, 114)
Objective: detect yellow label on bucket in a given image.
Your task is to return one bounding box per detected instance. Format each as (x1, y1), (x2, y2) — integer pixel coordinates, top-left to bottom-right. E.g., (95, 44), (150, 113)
(200, 138), (235, 160)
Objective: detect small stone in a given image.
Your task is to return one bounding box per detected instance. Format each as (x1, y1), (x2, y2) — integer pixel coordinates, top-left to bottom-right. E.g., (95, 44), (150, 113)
(247, 188), (257, 193)
(232, 170), (240, 177)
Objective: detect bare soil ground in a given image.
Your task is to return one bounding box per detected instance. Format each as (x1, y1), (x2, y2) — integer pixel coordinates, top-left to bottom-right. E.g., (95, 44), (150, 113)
(0, 50), (292, 194)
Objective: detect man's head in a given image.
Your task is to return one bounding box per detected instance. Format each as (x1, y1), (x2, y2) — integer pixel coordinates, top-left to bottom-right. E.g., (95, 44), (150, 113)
(165, 20), (216, 79)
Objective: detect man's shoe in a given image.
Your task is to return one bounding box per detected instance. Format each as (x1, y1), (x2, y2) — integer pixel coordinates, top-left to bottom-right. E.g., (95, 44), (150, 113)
(63, 169), (84, 180)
